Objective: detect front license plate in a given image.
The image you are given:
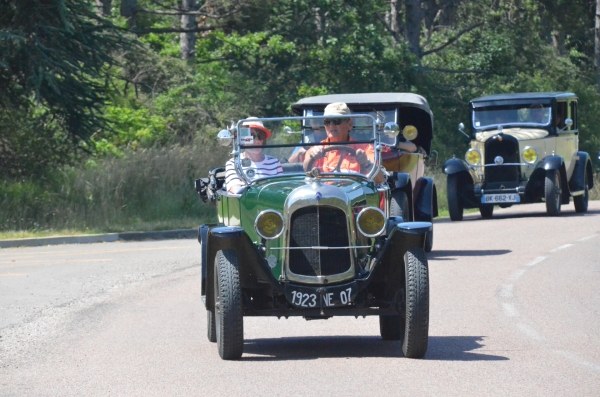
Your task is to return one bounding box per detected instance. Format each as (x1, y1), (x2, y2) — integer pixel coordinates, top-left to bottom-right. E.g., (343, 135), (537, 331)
(285, 282), (357, 308)
(482, 193), (520, 203)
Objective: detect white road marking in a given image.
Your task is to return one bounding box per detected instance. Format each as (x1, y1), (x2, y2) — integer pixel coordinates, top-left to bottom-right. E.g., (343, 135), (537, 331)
(517, 323), (543, 341)
(549, 244), (573, 253)
(554, 350), (600, 373)
(499, 284), (514, 298)
(525, 256), (546, 267)
(508, 268), (527, 281)
(0, 273), (27, 277)
(502, 302), (518, 317)
(576, 234), (597, 242)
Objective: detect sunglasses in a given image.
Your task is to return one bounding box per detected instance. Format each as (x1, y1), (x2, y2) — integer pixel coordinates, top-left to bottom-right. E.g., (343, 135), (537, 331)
(323, 118), (349, 126)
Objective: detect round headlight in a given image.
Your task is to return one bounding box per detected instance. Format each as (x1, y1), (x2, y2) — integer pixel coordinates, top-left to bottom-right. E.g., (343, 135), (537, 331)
(522, 146), (538, 164)
(356, 207), (386, 237)
(465, 149), (481, 165)
(255, 210), (284, 240)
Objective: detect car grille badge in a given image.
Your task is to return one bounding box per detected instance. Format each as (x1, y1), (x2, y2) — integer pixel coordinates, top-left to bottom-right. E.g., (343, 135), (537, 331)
(494, 156), (504, 165)
(315, 192), (322, 201)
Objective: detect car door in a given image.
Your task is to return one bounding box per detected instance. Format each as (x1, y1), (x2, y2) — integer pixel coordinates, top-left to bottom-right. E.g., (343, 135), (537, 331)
(555, 100), (578, 179)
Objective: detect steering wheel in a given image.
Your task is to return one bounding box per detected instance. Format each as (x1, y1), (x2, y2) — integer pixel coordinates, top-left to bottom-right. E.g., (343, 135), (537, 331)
(304, 145), (358, 172)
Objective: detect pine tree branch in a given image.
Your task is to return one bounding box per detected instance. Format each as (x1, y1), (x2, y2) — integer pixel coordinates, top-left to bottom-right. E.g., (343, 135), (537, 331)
(421, 22), (484, 56)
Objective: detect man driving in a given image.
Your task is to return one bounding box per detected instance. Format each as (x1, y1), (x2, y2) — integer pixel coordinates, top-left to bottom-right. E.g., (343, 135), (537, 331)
(302, 102), (385, 184)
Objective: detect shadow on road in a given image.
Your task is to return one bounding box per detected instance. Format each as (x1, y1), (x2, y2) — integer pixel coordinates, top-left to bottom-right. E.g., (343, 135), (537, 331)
(428, 249), (511, 260)
(242, 335), (508, 361)
(459, 208), (600, 222)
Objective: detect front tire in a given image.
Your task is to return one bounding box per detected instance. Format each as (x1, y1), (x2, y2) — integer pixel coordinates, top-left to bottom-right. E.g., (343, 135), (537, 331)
(447, 174), (464, 221)
(402, 247), (429, 358)
(545, 169), (562, 216)
(479, 205), (494, 219)
(573, 172), (589, 213)
(214, 250), (244, 360)
(390, 190), (410, 221)
(424, 229), (433, 253)
(207, 310), (216, 343)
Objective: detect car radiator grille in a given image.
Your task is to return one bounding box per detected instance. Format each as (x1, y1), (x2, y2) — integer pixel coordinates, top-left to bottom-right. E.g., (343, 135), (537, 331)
(485, 138), (519, 184)
(288, 206), (351, 277)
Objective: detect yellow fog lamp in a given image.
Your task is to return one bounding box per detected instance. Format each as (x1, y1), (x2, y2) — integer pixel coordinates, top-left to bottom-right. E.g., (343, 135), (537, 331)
(465, 149), (482, 165)
(254, 210), (285, 240)
(356, 207), (386, 237)
(522, 146), (538, 164)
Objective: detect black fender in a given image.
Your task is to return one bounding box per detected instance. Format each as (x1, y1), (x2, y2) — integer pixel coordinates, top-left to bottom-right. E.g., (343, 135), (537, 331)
(388, 171), (414, 220)
(569, 152), (594, 192)
(201, 225), (283, 311)
(443, 158), (469, 175)
(540, 156), (569, 203)
(413, 177), (438, 221)
(541, 155), (564, 171)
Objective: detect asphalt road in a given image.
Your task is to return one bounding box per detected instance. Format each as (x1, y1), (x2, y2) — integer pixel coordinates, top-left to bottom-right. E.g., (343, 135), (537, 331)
(1, 201), (599, 396)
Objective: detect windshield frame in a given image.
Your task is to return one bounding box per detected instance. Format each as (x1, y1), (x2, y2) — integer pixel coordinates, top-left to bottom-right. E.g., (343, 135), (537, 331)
(232, 114), (381, 185)
(472, 105), (552, 131)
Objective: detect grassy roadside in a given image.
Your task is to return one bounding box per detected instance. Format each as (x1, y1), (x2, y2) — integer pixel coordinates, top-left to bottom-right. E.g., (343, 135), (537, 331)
(1, 153), (598, 240)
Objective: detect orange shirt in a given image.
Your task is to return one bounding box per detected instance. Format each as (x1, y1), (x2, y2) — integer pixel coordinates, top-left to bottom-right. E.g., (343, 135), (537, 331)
(313, 137), (375, 173)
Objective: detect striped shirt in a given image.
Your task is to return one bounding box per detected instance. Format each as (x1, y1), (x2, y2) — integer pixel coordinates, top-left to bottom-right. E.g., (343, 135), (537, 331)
(225, 155), (283, 193)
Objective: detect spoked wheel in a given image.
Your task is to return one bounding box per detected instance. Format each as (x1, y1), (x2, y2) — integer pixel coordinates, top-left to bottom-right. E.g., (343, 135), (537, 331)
(479, 205), (494, 219)
(402, 247), (429, 358)
(545, 169), (562, 216)
(207, 310), (216, 343)
(447, 174), (464, 221)
(573, 172), (589, 213)
(214, 250), (244, 360)
(390, 190), (410, 221)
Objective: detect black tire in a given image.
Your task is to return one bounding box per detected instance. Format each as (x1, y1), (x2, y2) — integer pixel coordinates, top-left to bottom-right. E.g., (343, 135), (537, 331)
(479, 205), (494, 219)
(447, 174), (463, 221)
(379, 314), (404, 341)
(402, 247), (429, 359)
(390, 190), (410, 221)
(573, 173), (589, 213)
(424, 229), (433, 253)
(207, 310), (216, 343)
(214, 250), (244, 360)
(545, 169), (562, 216)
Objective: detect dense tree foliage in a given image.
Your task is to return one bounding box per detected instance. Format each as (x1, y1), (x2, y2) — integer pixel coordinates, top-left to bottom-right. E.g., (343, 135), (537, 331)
(2, 0), (600, 180)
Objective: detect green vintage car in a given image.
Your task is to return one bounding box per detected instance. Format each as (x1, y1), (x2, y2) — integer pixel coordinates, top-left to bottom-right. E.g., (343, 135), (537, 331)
(196, 112), (431, 360)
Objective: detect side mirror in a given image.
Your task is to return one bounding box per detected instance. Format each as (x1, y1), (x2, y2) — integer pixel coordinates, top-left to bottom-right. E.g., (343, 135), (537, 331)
(565, 118), (573, 127)
(458, 122), (470, 139)
(402, 125), (418, 141)
(217, 129), (233, 146)
(382, 122), (400, 138)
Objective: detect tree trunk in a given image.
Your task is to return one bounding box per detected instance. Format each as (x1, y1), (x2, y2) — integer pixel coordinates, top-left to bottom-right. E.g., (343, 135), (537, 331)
(180, 0), (197, 62)
(404, 0), (422, 58)
(95, 0), (112, 17)
(120, 0), (137, 29)
(596, 0), (600, 93)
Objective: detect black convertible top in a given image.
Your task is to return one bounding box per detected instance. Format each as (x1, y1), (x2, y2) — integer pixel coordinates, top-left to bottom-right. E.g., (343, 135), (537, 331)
(291, 93), (432, 115)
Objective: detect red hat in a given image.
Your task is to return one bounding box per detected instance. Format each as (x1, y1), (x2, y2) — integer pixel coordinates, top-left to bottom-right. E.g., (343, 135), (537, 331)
(242, 117), (271, 139)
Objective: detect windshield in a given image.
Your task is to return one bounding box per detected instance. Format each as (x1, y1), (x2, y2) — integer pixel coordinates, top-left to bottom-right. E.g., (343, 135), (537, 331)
(229, 115), (380, 186)
(473, 105), (551, 130)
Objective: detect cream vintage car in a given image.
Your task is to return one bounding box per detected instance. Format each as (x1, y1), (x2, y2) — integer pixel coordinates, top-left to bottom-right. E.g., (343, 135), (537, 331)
(443, 92), (594, 220)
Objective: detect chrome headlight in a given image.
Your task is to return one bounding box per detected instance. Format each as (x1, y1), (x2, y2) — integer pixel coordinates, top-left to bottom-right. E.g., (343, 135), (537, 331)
(465, 149), (482, 165)
(356, 207), (386, 237)
(254, 210), (284, 240)
(522, 146), (538, 164)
